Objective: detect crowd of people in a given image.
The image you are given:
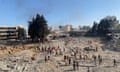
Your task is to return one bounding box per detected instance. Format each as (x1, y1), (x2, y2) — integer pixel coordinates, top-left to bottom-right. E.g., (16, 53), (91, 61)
(0, 37), (118, 72)
(28, 38), (116, 72)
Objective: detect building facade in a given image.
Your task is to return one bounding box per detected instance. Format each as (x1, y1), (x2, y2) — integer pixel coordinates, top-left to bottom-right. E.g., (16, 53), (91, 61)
(0, 26), (26, 40)
(60, 25), (72, 32)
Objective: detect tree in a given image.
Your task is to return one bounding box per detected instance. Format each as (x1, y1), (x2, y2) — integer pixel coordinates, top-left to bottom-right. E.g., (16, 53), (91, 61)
(97, 16), (118, 36)
(91, 22), (98, 35)
(28, 14), (49, 42)
(59, 25), (62, 29)
(90, 16), (119, 36)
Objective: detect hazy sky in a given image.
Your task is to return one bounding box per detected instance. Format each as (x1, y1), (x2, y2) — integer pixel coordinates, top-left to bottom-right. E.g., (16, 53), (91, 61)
(0, 0), (120, 28)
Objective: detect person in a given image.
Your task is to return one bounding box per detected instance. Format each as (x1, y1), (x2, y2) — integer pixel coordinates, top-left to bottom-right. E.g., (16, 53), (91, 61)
(87, 67), (90, 72)
(48, 47), (50, 54)
(73, 60), (76, 71)
(76, 61), (79, 70)
(55, 51), (58, 56)
(99, 58), (102, 65)
(63, 48), (65, 52)
(95, 47), (98, 52)
(66, 55), (69, 60)
(64, 55), (67, 61)
(93, 55), (96, 65)
(68, 57), (71, 65)
(98, 54), (101, 60)
(45, 56), (47, 62)
(65, 59), (68, 66)
(113, 59), (117, 67)
(59, 49), (63, 55)
(79, 54), (82, 60)
(45, 46), (47, 51)
(42, 47), (44, 52)
(48, 55), (50, 60)
(98, 54), (101, 65)
(50, 48), (52, 54)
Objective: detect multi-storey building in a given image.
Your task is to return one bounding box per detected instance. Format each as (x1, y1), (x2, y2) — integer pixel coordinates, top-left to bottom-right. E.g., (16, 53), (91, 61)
(0, 26), (26, 40)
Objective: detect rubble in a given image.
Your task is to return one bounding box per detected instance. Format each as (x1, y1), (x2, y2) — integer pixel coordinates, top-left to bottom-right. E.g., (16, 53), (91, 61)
(0, 37), (119, 72)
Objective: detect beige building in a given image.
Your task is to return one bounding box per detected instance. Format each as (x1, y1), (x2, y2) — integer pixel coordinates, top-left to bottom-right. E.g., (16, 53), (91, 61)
(0, 26), (26, 40)
(60, 25), (72, 32)
(65, 25), (72, 32)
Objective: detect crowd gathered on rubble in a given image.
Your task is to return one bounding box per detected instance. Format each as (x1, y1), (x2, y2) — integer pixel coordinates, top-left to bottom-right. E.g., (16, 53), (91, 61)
(0, 37), (119, 72)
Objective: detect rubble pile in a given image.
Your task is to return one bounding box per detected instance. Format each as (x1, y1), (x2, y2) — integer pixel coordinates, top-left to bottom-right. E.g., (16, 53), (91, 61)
(0, 37), (119, 72)
(103, 39), (120, 51)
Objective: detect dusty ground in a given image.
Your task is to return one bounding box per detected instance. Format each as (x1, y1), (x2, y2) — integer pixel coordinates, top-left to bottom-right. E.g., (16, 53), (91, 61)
(0, 37), (120, 72)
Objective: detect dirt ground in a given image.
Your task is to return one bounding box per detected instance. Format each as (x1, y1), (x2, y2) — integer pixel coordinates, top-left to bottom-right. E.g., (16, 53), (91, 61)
(0, 37), (119, 72)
